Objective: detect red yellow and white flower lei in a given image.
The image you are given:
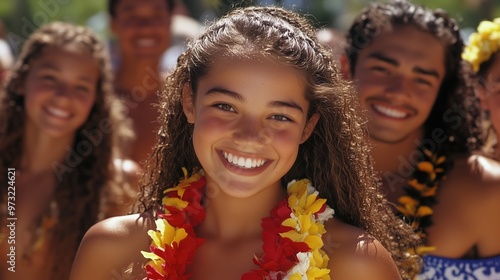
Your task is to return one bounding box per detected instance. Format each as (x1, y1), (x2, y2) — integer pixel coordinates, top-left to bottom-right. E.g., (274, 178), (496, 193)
(141, 168), (335, 280)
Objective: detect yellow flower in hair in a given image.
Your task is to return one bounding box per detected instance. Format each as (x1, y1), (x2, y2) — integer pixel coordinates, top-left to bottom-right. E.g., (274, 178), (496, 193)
(463, 18), (500, 72)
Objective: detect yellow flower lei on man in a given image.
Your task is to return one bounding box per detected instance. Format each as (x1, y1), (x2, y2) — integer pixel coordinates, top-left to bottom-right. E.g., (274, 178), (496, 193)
(462, 18), (500, 72)
(395, 147), (450, 256)
(141, 168), (335, 280)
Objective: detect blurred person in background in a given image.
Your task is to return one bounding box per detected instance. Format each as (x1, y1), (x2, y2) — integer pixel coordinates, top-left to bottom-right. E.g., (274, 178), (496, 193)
(108, 0), (173, 167)
(317, 27), (346, 68)
(0, 38), (14, 84)
(464, 18), (500, 167)
(0, 19), (13, 85)
(343, 0), (500, 278)
(0, 22), (138, 280)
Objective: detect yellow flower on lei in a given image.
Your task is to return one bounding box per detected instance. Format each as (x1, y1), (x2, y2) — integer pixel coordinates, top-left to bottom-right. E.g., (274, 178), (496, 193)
(141, 219), (189, 273)
(463, 18), (500, 72)
(282, 179), (335, 280)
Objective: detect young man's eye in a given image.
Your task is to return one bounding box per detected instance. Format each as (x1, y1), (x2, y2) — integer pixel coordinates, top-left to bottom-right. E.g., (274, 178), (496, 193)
(371, 66), (390, 74)
(415, 78), (432, 87)
(271, 115), (291, 122)
(215, 103), (235, 112)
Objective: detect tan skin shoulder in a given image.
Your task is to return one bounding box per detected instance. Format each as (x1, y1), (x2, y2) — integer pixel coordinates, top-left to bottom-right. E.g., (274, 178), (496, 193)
(70, 211), (155, 280)
(468, 154), (500, 181)
(323, 217), (401, 280)
(426, 154), (500, 257)
(444, 154), (500, 208)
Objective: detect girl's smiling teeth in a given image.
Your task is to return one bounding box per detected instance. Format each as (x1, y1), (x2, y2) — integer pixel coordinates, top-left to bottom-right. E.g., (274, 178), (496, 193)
(222, 151), (267, 169)
(45, 106), (71, 119)
(372, 104), (408, 119)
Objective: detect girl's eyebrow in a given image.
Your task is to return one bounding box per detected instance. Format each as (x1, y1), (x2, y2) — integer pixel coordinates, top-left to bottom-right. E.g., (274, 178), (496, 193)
(205, 86), (244, 101)
(268, 100), (303, 113)
(205, 86), (304, 113)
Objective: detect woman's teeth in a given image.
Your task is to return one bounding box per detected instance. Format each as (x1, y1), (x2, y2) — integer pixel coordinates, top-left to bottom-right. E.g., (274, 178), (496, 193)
(223, 151), (267, 169)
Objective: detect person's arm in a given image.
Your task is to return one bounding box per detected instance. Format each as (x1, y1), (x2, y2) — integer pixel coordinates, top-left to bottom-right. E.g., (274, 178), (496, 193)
(328, 236), (402, 280)
(324, 218), (402, 280)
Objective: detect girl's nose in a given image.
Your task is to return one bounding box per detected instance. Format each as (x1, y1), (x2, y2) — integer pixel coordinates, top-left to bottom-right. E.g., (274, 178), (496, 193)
(232, 118), (272, 149)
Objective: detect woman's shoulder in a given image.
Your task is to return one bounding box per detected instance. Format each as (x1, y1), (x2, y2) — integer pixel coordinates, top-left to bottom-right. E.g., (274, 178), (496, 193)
(70, 212), (155, 280)
(445, 154), (500, 196)
(440, 154), (500, 224)
(467, 154), (500, 181)
(323, 217), (402, 280)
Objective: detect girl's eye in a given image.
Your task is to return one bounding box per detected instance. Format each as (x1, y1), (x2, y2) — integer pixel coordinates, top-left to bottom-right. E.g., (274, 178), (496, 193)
(76, 86), (91, 94)
(215, 103), (235, 112)
(271, 115), (291, 122)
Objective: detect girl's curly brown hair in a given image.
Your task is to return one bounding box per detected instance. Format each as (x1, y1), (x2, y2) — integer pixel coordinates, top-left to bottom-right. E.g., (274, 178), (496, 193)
(0, 21), (131, 279)
(135, 6), (421, 279)
(345, 0), (481, 155)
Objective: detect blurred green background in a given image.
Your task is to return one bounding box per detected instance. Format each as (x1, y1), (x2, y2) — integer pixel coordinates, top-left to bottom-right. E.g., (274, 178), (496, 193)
(1, 0), (499, 53)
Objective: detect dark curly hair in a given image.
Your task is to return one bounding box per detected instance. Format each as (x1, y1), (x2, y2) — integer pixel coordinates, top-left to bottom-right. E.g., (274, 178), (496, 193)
(345, 0), (481, 155)
(475, 53), (500, 154)
(0, 22), (131, 279)
(135, 6), (421, 279)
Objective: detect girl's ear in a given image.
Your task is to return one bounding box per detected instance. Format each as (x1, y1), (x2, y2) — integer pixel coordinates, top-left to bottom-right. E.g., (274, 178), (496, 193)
(300, 113), (319, 143)
(182, 83), (195, 123)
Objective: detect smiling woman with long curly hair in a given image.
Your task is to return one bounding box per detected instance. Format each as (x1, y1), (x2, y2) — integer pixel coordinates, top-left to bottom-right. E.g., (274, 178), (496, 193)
(0, 22), (137, 280)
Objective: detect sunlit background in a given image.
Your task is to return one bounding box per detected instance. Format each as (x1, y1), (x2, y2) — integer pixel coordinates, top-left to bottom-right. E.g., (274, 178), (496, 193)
(1, 0), (498, 55)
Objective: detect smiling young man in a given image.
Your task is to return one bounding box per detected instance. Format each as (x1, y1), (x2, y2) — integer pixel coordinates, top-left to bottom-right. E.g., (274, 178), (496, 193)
(342, 0), (500, 279)
(108, 0), (173, 165)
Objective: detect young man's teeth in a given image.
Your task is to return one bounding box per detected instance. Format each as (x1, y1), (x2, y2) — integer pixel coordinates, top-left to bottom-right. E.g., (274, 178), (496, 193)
(373, 104), (407, 119)
(223, 152), (266, 169)
(137, 39), (155, 47)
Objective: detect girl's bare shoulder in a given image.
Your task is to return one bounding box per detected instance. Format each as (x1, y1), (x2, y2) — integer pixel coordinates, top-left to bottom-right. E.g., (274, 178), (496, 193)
(87, 212), (154, 240)
(70, 212), (155, 280)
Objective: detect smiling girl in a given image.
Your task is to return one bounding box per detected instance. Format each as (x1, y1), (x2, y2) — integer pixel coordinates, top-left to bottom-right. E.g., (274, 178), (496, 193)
(0, 22), (138, 279)
(71, 7), (421, 280)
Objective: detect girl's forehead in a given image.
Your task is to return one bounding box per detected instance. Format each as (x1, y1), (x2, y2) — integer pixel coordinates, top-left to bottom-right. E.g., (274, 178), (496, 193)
(30, 43), (96, 65)
(203, 56), (306, 85)
(207, 54), (304, 76)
